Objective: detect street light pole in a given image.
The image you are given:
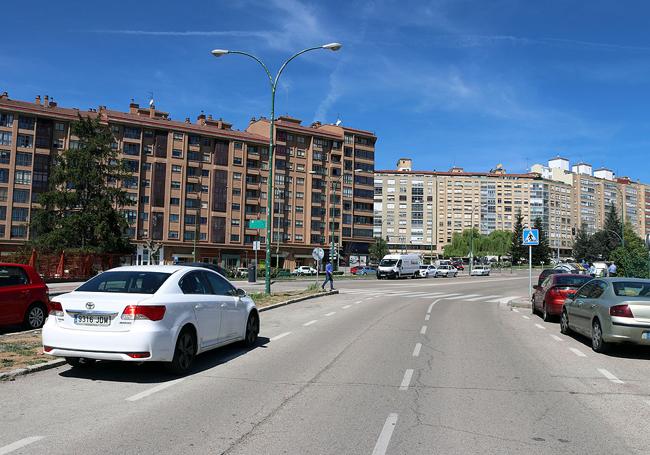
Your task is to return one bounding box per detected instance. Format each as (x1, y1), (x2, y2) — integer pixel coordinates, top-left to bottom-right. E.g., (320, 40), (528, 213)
(469, 204), (483, 276)
(212, 43), (342, 295)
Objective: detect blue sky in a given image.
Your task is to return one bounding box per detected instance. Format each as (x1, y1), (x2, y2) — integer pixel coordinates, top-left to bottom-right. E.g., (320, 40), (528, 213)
(2, 0), (650, 181)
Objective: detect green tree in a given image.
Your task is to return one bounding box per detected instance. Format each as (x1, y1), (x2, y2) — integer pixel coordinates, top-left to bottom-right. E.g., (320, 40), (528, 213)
(610, 224), (650, 278)
(573, 224), (596, 262)
(369, 237), (389, 262)
(531, 217), (551, 266)
(599, 206), (624, 259)
(510, 211), (526, 265)
(30, 115), (133, 254)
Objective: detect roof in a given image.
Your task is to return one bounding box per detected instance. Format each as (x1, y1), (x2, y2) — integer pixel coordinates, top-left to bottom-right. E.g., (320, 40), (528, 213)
(272, 119), (342, 140)
(105, 265), (204, 273)
(0, 97), (89, 121)
(375, 169), (539, 178)
(549, 156), (569, 161)
(339, 125), (376, 137)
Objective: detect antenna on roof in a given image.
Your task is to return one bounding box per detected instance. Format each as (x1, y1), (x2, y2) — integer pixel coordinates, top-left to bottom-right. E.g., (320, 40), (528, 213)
(148, 91), (154, 108)
(335, 113), (342, 126)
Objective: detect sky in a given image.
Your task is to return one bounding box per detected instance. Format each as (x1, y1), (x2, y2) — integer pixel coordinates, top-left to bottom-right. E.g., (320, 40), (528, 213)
(2, 0), (650, 181)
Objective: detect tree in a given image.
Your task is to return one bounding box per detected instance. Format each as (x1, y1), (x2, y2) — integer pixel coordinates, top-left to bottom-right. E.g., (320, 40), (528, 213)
(599, 206), (624, 259)
(573, 224), (596, 263)
(369, 237), (389, 262)
(30, 115), (134, 254)
(610, 224), (650, 278)
(531, 217), (551, 266)
(510, 211), (526, 265)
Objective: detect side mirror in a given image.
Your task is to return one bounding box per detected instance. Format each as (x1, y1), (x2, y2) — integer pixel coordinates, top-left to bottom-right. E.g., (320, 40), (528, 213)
(236, 288), (247, 297)
(566, 291), (576, 300)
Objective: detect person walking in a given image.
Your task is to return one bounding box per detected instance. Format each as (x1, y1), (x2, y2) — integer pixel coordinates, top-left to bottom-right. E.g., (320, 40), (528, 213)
(608, 262), (617, 277)
(588, 263), (596, 277)
(322, 260), (334, 291)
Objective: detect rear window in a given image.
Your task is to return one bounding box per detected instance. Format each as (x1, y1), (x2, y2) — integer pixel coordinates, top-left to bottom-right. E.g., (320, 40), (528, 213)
(613, 281), (650, 298)
(76, 271), (171, 294)
(555, 276), (592, 287)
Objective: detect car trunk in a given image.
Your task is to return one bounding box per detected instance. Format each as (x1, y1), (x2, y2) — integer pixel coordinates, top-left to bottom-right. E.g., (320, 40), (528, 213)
(625, 299), (650, 323)
(57, 292), (154, 332)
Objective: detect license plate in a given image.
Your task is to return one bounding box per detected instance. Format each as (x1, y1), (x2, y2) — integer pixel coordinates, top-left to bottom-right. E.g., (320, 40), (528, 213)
(642, 332), (650, 340)
(74, 314), (111, 326)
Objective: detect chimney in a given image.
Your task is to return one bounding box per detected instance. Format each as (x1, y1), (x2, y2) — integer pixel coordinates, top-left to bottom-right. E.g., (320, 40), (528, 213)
(149, 105), (155, 118)
(129, 98), (139, 114)
(196, 111), (206, 125)
(207, 114), (213, 120)
(49, 100), (57, 108)
(35, 95), (41, 105)
(44, 95), (49, 105)
(185, 117), (190, 124)
(0, 91), (7, 99)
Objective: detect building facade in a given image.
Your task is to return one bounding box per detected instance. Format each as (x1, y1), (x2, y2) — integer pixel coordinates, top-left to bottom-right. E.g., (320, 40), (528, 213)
(0, 93), (376, 269)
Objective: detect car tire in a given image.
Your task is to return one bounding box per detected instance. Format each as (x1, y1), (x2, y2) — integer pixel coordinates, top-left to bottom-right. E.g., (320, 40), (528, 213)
(167, 327), (197, 375)
(65, 357), (96, 368)
(243, 312), (259, 348)
(542, 302), (552, 322)
(560, 309), (571, 334)
(591, 319), (609, 353)
(24, 303), (47, 330)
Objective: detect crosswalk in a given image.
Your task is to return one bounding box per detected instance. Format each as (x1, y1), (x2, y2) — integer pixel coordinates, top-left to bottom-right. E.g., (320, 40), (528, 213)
(340, 288), (523, 303)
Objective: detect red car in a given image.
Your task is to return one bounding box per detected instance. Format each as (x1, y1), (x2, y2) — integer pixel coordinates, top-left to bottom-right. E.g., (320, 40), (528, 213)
(0, 263), (50, 330)
(532, 273), (592, 321)
(350, 266), (359, 275)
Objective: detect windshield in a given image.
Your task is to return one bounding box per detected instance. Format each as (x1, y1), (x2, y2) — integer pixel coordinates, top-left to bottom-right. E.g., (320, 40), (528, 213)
(613, 281), (650, 297)
(76, 271), (171, 294)
(380, 259), (398, 267)
(555, 276), (592, 287)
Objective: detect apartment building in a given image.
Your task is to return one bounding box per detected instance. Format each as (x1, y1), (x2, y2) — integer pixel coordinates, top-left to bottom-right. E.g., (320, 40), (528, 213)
(374, 159), (574, 258)
(0, 92), (376, 268)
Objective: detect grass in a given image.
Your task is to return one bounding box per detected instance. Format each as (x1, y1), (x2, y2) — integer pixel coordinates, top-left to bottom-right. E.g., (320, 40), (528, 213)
(249, 283), (326, 308)
(0, 331), (49, 374)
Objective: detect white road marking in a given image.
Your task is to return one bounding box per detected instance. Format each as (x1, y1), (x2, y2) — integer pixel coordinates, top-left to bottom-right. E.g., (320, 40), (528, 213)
(325, 312), (336, 317)
(486, 296), (520, 304)
(365, 297), (373, 301)
(569, 348), (587, 357)
(270, 331), (292, 341)
(444, 294), (481, 300)
(512, 308), (520, 313)
(522, 315), (531, 320)
(371, 413), (399, 455)
(303, 320), (318, 326)
(354, 300), (363, 304)
(126, 377), (186, 402)
(420, 325), (428, 335)
(342, 305), (351, 309)
(427, 300), (440, 313)
(550, 334), (563, 342)
(412, 343), (422, 357)
(425, 314), (430, 321)
(399, 369), (414, 390)
(534, 323), (546, 330)
(598, 368), (624, 384)
(434, 293), (462, 299)
(466, 294), (501, 301)
(0, 437), (44, 455)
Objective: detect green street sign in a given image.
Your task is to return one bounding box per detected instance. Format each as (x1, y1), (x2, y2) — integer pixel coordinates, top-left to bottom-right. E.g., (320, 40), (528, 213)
(249, 220), (266, 229)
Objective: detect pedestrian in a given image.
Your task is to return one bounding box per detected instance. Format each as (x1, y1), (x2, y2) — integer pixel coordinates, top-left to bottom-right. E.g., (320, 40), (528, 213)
(322, 260), (334, 291)
(588, 263), (596, 277)
(608, 262), (617, 277)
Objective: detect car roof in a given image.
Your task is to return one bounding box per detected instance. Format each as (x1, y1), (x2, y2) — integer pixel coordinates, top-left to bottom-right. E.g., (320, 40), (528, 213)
(105, 265), (208, 273)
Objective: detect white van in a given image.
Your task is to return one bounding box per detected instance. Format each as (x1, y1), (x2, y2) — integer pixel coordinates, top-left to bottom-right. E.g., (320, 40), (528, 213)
(377, 254), (421, 279)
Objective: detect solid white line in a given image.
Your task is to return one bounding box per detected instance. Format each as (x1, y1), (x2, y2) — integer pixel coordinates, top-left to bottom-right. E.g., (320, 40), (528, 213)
(354, 300), (363, 304)
(598, 368), (624, 384)
(342, 305), (351, 309)
(534, 323), (546, 330)
(522, 315), (531, 320)
(512, 308), (520, 313)
(425, 314), (430, 321)
(550, 334), (563, 342)
(466, 294), (501, 301)
(126, 377), (186, 402)
(0, 437), (44, 455)
(371, 413), (399, 455)
(325, 312), (336, 317)
(303, 320), (318, 326)
(399, 369), (414, 390)
(270, 331), (292, 341)
(427, 300), (440, 313)
(420, 325), (428, 335)
(444, 294), (481, 300)
(412, 343), (422, 357)
(569, 348), (587, 357)
(365, 297), (373, 301)
(434, 293), (462, 299)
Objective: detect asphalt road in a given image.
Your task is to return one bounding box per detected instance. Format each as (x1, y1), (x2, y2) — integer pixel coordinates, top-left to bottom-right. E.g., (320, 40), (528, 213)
(3, 274), (650, 454)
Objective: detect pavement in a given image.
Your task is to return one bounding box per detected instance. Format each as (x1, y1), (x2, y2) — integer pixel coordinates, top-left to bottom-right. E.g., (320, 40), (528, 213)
(5, 272), (650, 454)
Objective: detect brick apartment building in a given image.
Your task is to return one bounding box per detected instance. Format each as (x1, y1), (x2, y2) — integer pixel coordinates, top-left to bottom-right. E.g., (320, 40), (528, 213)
(0, 92), (376, 269)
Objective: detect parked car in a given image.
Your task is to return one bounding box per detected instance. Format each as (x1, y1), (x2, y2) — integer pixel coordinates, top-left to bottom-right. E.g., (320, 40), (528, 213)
(350, 266), (359, 275)
(377, 254), (421, 279)
(592, 261), (609, 278)
(354, 266), (376, 276)
(435, 265), (458, 278)
(561, 278), (650, 353)
(235, 267), (249, 278)
(291, 266), (317, 276)
(419, 265), (437, 278)
(532, 273), (592, 321)
(184, 262), (228, 277)
(554, 262), (587, 275)
(537, 268), (563, 287)
(0, 263), (50, 330)
(42, 265), (259, 374)
(452, 261), (465, 271)
(470, 266), (491, 276)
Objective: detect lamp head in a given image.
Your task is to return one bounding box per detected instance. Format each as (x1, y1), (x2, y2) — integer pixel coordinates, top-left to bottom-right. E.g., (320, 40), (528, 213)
(322, 42), (342, 51)
(211, 49), (230, 57)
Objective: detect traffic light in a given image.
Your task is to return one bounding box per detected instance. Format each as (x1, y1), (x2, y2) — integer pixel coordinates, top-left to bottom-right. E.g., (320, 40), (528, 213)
(571, 227), (576, 236)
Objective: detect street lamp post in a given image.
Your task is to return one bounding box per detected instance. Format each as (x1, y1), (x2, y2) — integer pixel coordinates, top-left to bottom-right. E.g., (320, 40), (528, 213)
(212, 43), (342, 295)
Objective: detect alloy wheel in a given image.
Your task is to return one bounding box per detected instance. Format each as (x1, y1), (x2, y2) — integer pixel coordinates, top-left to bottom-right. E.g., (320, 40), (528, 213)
(177, 333), (195, 371)
(28, 306), (45, 329)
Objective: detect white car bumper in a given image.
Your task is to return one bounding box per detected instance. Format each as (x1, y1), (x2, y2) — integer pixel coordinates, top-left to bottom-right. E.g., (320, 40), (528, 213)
(42, 318), (175, 362)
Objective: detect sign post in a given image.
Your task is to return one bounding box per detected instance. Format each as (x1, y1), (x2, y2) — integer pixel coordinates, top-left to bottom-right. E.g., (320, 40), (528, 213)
(313, 247), (325, 286)
(253, 240), (261, 272)
(523, 228), (540, 303)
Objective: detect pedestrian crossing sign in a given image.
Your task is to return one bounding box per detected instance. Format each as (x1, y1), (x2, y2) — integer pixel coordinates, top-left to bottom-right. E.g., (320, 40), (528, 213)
(522, 228), (539, 246)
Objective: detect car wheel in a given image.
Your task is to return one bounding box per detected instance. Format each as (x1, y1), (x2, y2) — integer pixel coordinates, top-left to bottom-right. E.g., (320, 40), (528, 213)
(243, 312), (259, 347)
(560, 309), (571, 334)
(24, 303), (47, 330)
(591, 319), (609, 353)
(65, 357), (96, 368)
(542, 302), (552, 322)
(167, 328), (196, 375)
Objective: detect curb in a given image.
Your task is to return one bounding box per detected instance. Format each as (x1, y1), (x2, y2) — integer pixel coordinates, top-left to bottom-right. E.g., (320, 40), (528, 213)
(258, 290), (339, 312)
(0, 358), (66, 381)
(509, 298), (532, 309)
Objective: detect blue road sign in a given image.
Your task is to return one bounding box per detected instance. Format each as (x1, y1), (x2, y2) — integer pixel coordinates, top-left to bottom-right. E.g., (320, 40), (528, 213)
(522, 229), (539, 246)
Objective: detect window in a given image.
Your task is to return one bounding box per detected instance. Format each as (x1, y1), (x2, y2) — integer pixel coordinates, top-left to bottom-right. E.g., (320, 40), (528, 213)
(234, 142), (243, 150)
(171, 181), (181, 190)
(144, 129), (154, 138)
(231, 219), (240, 226)
(10, 225), (27, 238)
(0, 113), (14, 127)
(14, 170), (31, 184)
(17, 135), (33, 148)
(233, 156), (243, 165)
(13, 189), (29, 203)
(0, 151), (9, 164)
(204, 272), (235, 296)
(170, 197), (180, 205)
(230, 234), (240, 242)
(0, 132), (11, 146)
(172, 165), (182, 173)
(0, 188), (6, 201)
(55, 122), (66, 132)
(18, 117), (35, 130)
(11, 207), (28, 221)
(140, 195), (149, 204)
(169, 214), (180, 223)
(168, 231), (179, 239)
(233, 172), (242, 180)
(123, 143), (140, 156)
(173, 132), (184, 141)
(124, 127), (141, 139)
(172, 149), (183, 158)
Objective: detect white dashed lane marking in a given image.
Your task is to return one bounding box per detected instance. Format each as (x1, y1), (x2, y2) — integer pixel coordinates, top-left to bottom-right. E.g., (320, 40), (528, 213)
(425, 314), (430, 321)
(420, 325), (428, 335)
(399, 369), (414, 391)
(550, 334), (563, 342)
(342, 305), (351, 309)
(569, 348), (587, 357)
(126, 378), (186, 402)
(371, 413), (398, 455)
(522, 316), (531, 320)
(0, 437), (44, 455)
(303, 320), (318, 327)
(270, 332), (292, 341)
(598, 368), (624, 384)
(412, 343), (422, 357)
(325, 312), (336, 317)
(534, 323), (546, 330)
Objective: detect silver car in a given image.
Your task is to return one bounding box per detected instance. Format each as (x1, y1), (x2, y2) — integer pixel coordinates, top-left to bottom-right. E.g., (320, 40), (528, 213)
(435, 265), (458, 278)
(561, 278), (650, 353)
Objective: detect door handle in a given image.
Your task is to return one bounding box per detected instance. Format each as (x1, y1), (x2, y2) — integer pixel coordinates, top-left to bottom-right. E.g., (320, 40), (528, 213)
(194, 304), (203, 310)
(590, 304), (597, 309)
(220, 303), (228, 308)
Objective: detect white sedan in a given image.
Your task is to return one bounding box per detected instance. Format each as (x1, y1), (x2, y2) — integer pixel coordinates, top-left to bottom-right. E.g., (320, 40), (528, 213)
(470, 266), (491, 276)
(42, 265), (259, 374)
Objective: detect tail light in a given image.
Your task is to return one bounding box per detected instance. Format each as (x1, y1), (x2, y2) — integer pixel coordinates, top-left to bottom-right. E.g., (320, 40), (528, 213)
(125, 352), (150, 359)
(43, 346), (53, 353)
(121, 305), (166, 321)
(49, 301), (63, 318)
(610, 304), (634, 318)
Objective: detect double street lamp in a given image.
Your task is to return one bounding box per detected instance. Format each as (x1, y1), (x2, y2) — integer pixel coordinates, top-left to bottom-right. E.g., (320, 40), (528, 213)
(211, 43), (342, 295)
